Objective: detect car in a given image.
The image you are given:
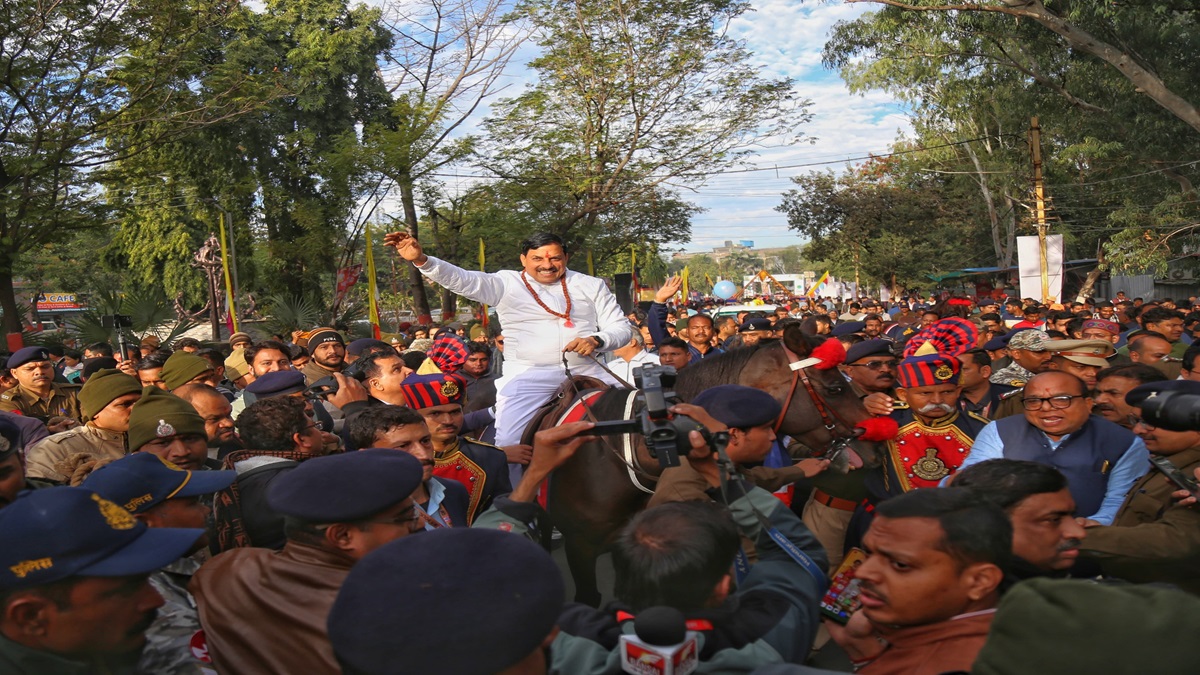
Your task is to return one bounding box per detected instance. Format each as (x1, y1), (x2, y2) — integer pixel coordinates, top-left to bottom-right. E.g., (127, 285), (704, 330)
(710, 304), (776, 323)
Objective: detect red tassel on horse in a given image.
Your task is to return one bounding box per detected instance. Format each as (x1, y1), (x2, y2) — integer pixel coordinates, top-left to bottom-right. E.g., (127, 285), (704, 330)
(855, 416), (899, 442)
(810, 338), (845, 369)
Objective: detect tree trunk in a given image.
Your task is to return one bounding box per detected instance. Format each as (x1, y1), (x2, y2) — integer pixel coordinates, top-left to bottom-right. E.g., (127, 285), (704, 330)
(1002, 195), (1017, 268)
(964, 141), (1007, 267)
(0, 258), (23, 336)
(1075, 247), (1106, 303)
(398, 173), (432, 323)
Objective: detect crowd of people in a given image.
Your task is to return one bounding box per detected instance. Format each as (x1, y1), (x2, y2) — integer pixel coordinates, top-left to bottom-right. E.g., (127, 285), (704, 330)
(1, 235), (1199, 674)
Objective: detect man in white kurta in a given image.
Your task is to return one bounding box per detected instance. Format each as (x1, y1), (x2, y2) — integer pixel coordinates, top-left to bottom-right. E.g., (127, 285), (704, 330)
(385, 232), (634, 448)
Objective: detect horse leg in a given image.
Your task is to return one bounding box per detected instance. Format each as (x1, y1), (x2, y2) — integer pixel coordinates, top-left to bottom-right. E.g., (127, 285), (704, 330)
(564, 533), (604, 607)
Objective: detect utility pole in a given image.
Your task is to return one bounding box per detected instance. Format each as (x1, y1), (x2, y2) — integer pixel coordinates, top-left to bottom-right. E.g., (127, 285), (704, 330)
(1030, 117), (1050, 302)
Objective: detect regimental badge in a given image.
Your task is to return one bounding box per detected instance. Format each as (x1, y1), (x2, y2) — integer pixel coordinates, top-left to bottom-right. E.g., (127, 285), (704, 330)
(440, 380), (460, 399)
(912, 448), (950, 481)
(92, 493), (137, 530)
(156, 419), (176, 438)
(934, 365), (954, 381)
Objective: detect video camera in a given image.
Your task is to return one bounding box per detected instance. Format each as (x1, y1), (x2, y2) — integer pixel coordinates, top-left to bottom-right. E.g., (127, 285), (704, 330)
(305, 359), (369, 400)
(100, 314), (134, 330)
(590, 364), (707, 469)
(1140, 390), (1200, 432)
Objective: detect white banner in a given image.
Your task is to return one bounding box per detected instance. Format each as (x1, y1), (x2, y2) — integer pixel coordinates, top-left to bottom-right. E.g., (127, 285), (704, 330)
(1017, 234), (1063, 303)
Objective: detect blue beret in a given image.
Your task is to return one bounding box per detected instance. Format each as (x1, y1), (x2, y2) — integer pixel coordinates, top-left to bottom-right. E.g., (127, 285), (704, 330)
(245, 370), (306, 398)
(831, 321), (865, 337)
(83, 453), (235, 514)
(267, 449), (423, 522)
(328, 528), (564, 675)
(0, 488), (203, 590)
(845, 339), (894, 364)
(7, 347), (51, 370)
(692, 384), (781, 429)
(1125, 379), (1200, 407)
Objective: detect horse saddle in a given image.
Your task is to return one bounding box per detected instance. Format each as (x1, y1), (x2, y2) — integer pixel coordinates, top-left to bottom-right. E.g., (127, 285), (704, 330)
(520, 375), (609, 446)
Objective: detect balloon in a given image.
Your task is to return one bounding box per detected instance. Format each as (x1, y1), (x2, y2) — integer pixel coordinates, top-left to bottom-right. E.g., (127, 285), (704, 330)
(713, 280), (737, 300)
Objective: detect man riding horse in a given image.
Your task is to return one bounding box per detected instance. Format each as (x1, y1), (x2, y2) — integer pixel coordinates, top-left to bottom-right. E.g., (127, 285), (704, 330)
(385, 231), (634, 459)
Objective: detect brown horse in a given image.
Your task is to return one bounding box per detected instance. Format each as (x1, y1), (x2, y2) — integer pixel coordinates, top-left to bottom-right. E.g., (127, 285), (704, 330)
(538, 323), (882, 606)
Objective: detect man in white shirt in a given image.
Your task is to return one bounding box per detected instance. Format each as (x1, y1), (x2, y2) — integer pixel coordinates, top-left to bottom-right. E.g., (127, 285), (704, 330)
(385, 231), (633, 447)
(605, 332), (660, 386)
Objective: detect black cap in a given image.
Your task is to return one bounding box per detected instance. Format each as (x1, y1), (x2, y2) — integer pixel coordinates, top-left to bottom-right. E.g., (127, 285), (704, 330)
(831, 321), (865, 337)
(845, 339), (893, 363)
(266, 449), (424, 523)
(328, 528), (564, 675)
(245, 370), (307, 398)
(692, 385), (782, 429)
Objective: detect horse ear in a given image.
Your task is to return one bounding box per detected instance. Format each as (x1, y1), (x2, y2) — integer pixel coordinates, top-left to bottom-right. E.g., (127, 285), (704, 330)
(782, 323), (812, 357)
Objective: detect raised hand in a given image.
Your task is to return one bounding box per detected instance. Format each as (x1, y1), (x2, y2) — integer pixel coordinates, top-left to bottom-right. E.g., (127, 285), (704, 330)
(383, 231), (427, 265)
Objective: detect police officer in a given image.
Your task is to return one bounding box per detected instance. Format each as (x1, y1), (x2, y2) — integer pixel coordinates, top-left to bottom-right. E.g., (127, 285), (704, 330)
(0, 487), (204, 674)
(82, 453), (236, 675)
(0, 346), (82, 428)
(191, 449), (425, 674)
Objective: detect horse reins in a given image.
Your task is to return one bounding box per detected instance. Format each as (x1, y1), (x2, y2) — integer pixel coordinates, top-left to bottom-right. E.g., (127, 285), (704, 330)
(776, 343), (858, 451)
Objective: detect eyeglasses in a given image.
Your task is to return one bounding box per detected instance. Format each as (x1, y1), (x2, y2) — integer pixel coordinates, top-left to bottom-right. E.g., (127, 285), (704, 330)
(495, 339), (505, 345)
(846, 359), (897, 371)
(1126, 415), (1156, 430)
(1021, 395), (1084, 411)
(359, 503), (422, 529)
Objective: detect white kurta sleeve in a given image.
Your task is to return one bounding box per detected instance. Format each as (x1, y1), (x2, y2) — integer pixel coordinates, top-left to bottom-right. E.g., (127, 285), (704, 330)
(416, 256), (506, 306)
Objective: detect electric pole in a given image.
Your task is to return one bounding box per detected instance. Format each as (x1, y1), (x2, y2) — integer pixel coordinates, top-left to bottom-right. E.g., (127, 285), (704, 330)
(1031, 117), (1050, 302)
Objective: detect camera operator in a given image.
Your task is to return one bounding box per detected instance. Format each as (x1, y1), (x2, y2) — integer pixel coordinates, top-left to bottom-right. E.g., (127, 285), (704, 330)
(1077, 380), (1200, 592)
(648, 384), (829, 509)
(473, 403), (830, 671)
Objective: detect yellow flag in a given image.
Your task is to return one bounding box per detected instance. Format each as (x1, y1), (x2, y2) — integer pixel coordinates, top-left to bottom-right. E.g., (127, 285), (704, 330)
(217, 213), (238, 333)
(366, 224), (381, 339)
(587, 250), (594, 276)
(681, 266), (690, 299)
(480, 238), (489, 329)
(806, 271), (829, 298)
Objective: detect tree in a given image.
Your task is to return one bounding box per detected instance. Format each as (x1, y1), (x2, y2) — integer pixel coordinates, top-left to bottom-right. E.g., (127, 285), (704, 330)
(824, 1), (1200, 275)
(842, 1), (1200, 134)
(363, 0), (529, 320)
(478, 0), (810, 246)
(777, 163), (982, 292)
(0, 0), (267, 333)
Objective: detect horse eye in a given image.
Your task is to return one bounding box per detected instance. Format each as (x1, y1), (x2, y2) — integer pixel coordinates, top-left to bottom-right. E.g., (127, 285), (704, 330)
(825, 383), (846, 396)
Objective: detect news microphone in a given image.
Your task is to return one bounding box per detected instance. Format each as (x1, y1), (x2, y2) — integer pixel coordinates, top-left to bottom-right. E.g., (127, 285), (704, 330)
(619, 606), (699, 675)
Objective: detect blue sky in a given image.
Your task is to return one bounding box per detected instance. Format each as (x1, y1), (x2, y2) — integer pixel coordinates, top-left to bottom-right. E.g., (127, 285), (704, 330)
(367, 0), (910, 254)
(680, 0), (910, 252)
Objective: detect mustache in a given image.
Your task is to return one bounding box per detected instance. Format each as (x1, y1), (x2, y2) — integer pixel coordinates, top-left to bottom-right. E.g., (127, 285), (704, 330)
(1058, 538), (1082, 553)
(1091, 403), (1114, 412)
(917, 403), (956, 415)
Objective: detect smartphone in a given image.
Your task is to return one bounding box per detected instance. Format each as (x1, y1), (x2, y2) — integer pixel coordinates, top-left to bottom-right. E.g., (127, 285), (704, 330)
(819, 547), (868, 624)
(1150, 455), (1200, 498)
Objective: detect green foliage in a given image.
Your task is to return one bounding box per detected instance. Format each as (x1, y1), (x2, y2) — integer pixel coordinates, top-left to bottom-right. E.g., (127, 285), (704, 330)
(777, 164), (983, 291)
(68, 288), (198, 347)
(822, 0), (1200, 276)
(262, 294), (323, 336)
(479, 0), (809, 245)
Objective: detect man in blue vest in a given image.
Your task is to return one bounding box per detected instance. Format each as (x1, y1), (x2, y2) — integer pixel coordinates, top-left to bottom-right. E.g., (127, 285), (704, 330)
(958, 371), (1149, 525)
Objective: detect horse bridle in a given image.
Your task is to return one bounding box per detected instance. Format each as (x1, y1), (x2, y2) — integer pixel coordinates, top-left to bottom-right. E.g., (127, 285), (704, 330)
(776, 343), (861, 458)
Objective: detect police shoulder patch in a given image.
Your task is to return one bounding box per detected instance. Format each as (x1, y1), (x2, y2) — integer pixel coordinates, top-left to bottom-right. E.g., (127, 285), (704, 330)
(1000, 388), (1023, 400)
(1008, 379), (1026, 387)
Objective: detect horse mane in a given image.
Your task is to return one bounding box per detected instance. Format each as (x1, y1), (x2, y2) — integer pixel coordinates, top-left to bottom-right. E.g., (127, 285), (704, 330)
(673, 340), (778, 401)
